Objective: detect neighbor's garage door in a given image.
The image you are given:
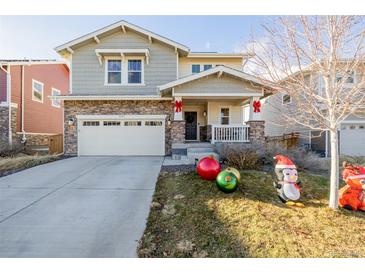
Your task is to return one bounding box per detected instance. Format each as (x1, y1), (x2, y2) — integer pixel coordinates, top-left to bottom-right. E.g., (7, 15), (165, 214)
(340, 123), (365, 156)
(78, 116), (165, 156)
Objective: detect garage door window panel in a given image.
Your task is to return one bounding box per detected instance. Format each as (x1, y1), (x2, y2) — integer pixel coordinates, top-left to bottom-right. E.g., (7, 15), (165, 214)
(145, 121), (163, 126)
(83, 121), (100, 126)
(103, 121), (121, 126)
(124, 121), (142, 126)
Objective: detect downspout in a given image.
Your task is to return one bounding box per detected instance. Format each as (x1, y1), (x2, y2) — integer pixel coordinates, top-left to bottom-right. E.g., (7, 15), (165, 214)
(20, 65), (26, 143)
(0, 65), (12, 146)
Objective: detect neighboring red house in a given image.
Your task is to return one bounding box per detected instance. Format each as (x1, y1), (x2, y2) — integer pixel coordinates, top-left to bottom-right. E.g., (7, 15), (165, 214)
(0, 60), (69, 148)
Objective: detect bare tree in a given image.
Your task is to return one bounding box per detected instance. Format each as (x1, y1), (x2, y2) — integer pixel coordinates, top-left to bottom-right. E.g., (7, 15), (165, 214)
(246, 16), (365, 209)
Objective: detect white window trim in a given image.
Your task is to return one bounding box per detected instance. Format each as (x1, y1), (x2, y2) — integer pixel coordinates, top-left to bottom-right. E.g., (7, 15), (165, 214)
(203, 64), (213, 71)
(282, 93), (292, 105)
(51, 88), (61, 108)
(126, 57), (145, 86)
(32, 79), (44, 103)
(220, 106), (231, 125)
(104, 57), (123, 86)
(104, 56), (145, 86)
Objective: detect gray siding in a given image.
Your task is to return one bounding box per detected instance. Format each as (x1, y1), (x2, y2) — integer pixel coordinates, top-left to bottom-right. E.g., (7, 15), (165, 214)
(72, 30), (177, 95)
(174, 74), (262, 95)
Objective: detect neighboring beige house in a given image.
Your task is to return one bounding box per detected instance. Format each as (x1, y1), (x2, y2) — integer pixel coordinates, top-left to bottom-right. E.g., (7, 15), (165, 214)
(53, 20), (273, 157)
(262, 70), (365, 157)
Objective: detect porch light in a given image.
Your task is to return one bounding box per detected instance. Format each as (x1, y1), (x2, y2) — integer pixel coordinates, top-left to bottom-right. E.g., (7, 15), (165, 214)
(167, 117), (171, 126)
(203, 111), (207, 117)
(68, 117), (75, 126)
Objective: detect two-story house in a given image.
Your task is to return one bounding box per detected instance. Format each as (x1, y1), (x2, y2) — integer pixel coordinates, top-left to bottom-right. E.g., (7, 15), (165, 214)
(0, 60), (69, 148)
(53, 20), (273, 156)
(262, 69), (365, 157)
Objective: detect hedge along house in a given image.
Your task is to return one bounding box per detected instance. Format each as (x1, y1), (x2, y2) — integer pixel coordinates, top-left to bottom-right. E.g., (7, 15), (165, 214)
(0, 60), (69, 149)
(52, 20), (274, 158)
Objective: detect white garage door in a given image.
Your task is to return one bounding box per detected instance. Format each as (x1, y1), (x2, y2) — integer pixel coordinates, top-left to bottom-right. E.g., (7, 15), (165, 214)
(78, 115), (165, 156)
(340, 123), (365, 156)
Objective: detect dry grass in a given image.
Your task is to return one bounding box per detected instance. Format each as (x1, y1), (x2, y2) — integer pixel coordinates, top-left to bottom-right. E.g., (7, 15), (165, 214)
(138, 170), (365, 258)
(0, 154), (61, 176)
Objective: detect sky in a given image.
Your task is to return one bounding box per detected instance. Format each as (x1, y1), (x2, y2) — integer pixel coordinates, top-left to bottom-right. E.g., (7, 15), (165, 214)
(0, 16), (271, 60)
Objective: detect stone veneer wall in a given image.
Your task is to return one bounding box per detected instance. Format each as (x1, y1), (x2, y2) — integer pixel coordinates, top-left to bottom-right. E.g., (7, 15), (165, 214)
(247, 120), (265, 143)
(0, 106), (9, 143)
(171, 121), (186, 143)
(64, 100), (174, 155)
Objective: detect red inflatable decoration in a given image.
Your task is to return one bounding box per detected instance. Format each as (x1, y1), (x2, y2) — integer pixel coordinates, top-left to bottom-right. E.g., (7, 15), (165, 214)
(196, 156), (221, 181)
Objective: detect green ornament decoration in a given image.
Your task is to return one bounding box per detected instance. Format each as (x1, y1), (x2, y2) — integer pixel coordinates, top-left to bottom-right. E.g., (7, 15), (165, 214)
(216, 171), (238, 193)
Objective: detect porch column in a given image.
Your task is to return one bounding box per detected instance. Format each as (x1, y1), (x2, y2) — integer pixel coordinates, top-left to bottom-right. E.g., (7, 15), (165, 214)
(247, 96), (265, 143)
(174, 96), (183, 121)
(249, 96), (262, 121)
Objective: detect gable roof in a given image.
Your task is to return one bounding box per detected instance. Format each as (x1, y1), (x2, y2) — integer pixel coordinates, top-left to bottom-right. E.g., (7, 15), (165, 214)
(158, 65), (274, 92)
(54, 20), (190, 55)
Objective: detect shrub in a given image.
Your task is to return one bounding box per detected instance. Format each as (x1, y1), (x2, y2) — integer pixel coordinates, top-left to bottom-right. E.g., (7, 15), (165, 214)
(218, 144), (260, 170)
(217, 142), (327, 172)
(0, 139), (26, 157)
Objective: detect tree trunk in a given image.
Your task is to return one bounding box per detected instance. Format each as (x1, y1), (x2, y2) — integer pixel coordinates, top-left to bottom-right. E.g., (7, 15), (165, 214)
(329, 129), (340, 209)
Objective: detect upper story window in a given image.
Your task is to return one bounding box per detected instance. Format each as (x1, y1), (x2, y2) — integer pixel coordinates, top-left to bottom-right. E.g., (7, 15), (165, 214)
(282, 94), (292, 105)
(32, 79), (44, 103)
(203, 64), (213, 71)
(107, 60), (122, 84)
(128, 60), (142, 84)
(51, 88), (61, 108)
(336, 71), (355, 84)
(192, 64), (200, 74)
(105, 58), (144, 85)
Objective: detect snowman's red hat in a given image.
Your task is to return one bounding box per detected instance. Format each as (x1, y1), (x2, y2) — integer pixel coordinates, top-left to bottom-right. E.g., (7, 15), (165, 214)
(274, 155), (296, 169)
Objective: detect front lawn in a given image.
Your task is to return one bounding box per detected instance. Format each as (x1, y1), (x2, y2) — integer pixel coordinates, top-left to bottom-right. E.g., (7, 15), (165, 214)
(0, 154), (63, 177)
(138, 169), (365, 258)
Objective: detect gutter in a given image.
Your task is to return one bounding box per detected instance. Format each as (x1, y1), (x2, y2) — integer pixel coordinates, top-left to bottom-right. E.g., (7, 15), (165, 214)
(0, 65), (12, 146)
(48, 95), (173, 101)
(20, 65), (26, 143)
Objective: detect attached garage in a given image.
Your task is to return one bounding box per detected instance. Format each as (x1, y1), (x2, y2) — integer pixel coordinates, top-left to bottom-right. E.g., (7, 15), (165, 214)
(77, 115), (166, 156)
(340, 122), (365, 156)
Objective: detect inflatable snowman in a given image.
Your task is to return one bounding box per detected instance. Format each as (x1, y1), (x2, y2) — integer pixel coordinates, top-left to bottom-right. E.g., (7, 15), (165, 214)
(273, 155), (304, 207)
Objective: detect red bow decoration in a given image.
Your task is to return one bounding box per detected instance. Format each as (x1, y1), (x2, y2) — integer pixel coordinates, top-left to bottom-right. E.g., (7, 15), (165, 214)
(175, 100), (182, 113)
(253, 100), (261, 113)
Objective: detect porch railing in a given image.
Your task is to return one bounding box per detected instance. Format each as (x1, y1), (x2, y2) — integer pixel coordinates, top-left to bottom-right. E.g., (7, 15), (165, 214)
(211, 124), (250, 144)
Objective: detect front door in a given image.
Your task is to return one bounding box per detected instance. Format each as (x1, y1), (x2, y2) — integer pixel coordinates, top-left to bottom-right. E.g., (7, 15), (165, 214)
(185, 112), (197, 140)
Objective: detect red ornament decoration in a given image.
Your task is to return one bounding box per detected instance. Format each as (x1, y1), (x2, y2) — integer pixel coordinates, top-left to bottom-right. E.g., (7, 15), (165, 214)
(253, 100), (261, 113)
(196, 156), (221, 181)
(175, 100), (182, 113)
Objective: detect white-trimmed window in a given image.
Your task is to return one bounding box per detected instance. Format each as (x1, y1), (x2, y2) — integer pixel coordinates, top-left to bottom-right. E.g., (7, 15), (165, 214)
(282, 94), (292, 105)
(192, 64), (200, 74)
(51, 88), (61, 108)
(106, 59), (122, 84)
(128, 59), (143, 84)
(32, 79), (44, 103)
(203, 64), (213, 71)
(220, 107), (230, 125)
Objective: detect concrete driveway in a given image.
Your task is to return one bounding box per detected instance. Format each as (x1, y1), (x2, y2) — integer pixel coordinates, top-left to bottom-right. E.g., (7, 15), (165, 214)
(0, 156), (163, 257)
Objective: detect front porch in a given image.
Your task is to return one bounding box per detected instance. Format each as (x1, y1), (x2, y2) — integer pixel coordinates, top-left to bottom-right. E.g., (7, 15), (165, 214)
(171, 98), (265, 145)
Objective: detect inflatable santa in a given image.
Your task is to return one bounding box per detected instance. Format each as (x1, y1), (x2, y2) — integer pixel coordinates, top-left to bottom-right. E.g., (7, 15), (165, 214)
(273, 155), (304, 207)
(339, 161), (365, 211)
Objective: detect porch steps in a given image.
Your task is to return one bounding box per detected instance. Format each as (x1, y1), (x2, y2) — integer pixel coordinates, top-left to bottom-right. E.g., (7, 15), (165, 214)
(164, 143), (219, 166)
(187, 146), (219, 164)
